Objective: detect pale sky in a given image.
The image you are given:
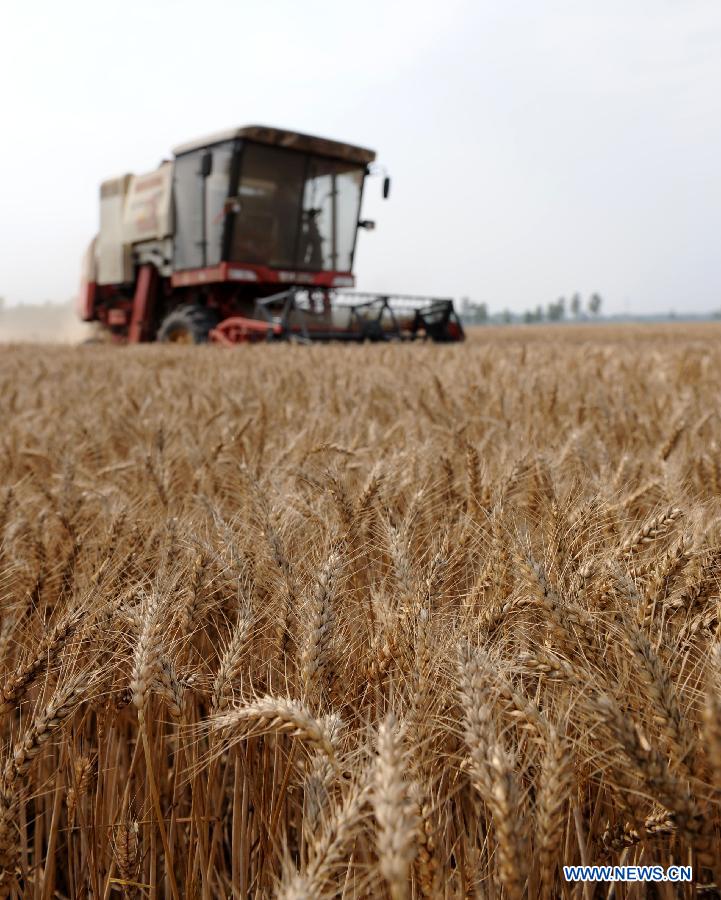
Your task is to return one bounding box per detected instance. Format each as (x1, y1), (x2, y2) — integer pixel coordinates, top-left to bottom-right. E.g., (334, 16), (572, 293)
(2, 0), (720, 315)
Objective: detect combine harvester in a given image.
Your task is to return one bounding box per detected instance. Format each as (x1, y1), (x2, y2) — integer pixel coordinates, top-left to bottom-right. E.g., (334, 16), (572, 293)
(78, 125), (464, 344)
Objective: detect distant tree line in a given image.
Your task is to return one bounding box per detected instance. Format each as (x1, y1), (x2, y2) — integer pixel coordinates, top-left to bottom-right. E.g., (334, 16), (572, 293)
(459, 292), (603, 325)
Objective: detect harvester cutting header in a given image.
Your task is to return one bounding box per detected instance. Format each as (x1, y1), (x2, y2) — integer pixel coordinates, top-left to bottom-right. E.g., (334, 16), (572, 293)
(78, 125), (464, 344)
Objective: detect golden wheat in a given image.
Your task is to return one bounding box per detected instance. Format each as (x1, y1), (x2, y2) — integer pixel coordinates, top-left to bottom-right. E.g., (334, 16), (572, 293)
(0, 323), (720, 897)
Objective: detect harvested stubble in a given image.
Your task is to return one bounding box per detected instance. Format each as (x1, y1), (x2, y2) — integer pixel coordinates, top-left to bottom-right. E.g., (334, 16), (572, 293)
(1, 323), (721, 898)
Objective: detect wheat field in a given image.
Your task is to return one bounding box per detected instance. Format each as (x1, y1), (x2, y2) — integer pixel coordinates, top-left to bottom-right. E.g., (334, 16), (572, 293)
(1, 324), (721, 898)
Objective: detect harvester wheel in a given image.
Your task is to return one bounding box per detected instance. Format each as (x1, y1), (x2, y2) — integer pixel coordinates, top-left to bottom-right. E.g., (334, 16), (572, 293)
(157, 304), (219, 344)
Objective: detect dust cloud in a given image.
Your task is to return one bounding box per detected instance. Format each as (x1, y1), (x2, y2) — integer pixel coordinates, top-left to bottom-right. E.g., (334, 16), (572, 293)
(0, 302), (95, 344)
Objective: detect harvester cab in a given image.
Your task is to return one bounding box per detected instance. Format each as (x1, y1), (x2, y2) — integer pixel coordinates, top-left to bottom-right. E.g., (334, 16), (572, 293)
(78, 125), (464, 344)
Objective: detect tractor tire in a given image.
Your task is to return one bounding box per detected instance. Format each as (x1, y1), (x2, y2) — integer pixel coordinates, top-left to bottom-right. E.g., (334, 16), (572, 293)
(157, 304), (219, 344)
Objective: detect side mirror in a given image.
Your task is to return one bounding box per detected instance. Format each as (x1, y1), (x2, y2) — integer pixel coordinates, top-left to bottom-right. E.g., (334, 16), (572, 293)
(382, 176), (391, 199)
(200, 151), (213, 178)
(358, 219), (376, 231)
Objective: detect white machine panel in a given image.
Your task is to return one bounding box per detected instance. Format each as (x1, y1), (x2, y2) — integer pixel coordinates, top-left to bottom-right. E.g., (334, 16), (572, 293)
(97, 174), (132, 285)
(122, 162), (173, 245)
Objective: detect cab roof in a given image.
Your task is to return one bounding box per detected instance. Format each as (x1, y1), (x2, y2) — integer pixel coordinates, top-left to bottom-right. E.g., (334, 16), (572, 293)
(172, 125), (376, 165)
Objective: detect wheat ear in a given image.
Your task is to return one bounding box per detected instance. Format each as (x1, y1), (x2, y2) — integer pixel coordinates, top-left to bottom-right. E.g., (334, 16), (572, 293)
(213, 695), (338, 763)
(0, 610), (80, 714)
(536, 727), (574, 899)
(372, 714), (418, 900)
(211, 608), (253, 712)
(301, 549), (341, 707)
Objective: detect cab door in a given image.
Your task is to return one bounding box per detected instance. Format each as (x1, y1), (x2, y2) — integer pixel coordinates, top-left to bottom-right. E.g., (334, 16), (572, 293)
(172, 142), (233, 271)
